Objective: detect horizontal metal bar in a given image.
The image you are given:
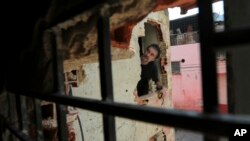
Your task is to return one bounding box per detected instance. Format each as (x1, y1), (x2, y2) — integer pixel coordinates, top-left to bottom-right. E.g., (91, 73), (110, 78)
(6, 125), (35, 141)
(8, 90), (250, 137)
(213, 28), (250, 48)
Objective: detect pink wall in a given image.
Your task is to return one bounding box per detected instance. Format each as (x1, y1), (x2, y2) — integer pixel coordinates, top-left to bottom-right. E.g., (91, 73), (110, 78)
(171, 44), (202, 111)
(171, 43), (227, 113)
(218, 73), (228, 113)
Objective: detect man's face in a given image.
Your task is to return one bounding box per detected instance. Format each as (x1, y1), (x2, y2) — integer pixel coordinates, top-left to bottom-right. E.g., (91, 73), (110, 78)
(141, 47), (158, 65)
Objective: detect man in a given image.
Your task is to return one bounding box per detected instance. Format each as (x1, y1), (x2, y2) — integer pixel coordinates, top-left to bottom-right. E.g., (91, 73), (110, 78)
(134, 44), (163, 105)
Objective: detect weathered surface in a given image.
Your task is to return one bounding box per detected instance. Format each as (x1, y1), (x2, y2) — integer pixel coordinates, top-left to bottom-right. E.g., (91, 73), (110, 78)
(7, 0), (202, 94)
(72, 10), (174, 141)
(52, 0), (157, 72)
(49, 0), (201, 72)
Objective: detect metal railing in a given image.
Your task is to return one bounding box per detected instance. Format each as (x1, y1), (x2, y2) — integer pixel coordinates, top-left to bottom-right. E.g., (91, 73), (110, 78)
(170, 31), (199, 46)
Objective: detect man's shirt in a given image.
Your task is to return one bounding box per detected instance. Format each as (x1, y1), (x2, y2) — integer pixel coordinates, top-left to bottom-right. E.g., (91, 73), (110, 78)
(137, 61), (159, 96)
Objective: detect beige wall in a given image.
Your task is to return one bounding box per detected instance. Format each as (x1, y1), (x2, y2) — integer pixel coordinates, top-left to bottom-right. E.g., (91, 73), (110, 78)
(72, 10), (174, 141)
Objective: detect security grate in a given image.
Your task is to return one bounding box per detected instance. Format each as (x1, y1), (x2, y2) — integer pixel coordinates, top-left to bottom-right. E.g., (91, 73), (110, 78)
(1, 1), (250, 141)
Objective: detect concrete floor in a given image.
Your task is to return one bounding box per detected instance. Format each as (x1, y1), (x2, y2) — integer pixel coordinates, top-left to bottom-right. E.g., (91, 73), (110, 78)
(175, 129), (228, 141)
(175, 129), (203, 141)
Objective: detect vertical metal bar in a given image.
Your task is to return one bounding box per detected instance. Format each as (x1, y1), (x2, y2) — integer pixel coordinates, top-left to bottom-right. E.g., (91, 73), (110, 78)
(197, 0), (219, 114)
(222, 0), (229, 31)
(197, 0), (219, 140)
(7, 93), (18, 141)
(33, 99), (44, 141)
(0, 115), (4, 141)
(16, 95), (29, 134)
(20, 96), (29, 134)
(97, 15), (116, 141)
(226, 53), (235, 141)
(7, 125), (35, 141)
(15, 95), (22, 130)
(226, 53), (235, 114)
(0, 131), (2, 141)
(51, 30), (68, 141)
(55, 105), (68, 141)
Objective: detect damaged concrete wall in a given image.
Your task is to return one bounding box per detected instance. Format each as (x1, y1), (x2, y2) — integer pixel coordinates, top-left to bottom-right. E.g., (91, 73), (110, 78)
(131, 10), (174, 141)
(71, 54), (140, 141)
(72, 10), (174, 141)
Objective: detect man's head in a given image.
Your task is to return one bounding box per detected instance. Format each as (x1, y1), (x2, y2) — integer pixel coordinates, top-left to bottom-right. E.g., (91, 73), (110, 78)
(141, 44), (161, 65)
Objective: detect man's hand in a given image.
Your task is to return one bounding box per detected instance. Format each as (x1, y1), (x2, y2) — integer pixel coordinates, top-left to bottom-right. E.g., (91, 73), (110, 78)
(156, 82), (168, 99)
(156, 82), (163, 91)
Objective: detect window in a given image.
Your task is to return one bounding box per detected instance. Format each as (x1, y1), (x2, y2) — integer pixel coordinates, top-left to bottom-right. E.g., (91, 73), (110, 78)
(217, 51), (226, 61)
(171, 61), (181, 74)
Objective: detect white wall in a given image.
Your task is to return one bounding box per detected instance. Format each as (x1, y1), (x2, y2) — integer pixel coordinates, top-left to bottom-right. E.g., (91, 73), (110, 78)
(72, 10), (174, 141)
(72, 25), (141, 141)
(72, 52), (141, 141)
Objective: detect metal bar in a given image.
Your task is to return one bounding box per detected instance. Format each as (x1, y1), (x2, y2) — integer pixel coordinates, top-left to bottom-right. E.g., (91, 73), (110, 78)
(197, 0), (219, 113)
(97, 15), (116, 141)
(97, 9), (114, 102)
(225, 53), (235, 114)
(102, 115), (116, 141)
(7, 93), (18, 141)
(6, 90), (250, 137)
(222, 0), (229, 31)
(0, 115), (5, 141)
(226, 53), (235, 141)
(197, 0), (220, 140)
(51, 30), (68, 141)
(15, 95), (29, 134)
(20, 96), (29, 134)
(6, 125), (35, 141)
(15, 95), (22, 129)
(55, 105), (68, 141)
(33, 99), (44, 141)
(51, 29), (65, 94)
(0, 129), (2, 141)
(213, 28), (250, 47)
